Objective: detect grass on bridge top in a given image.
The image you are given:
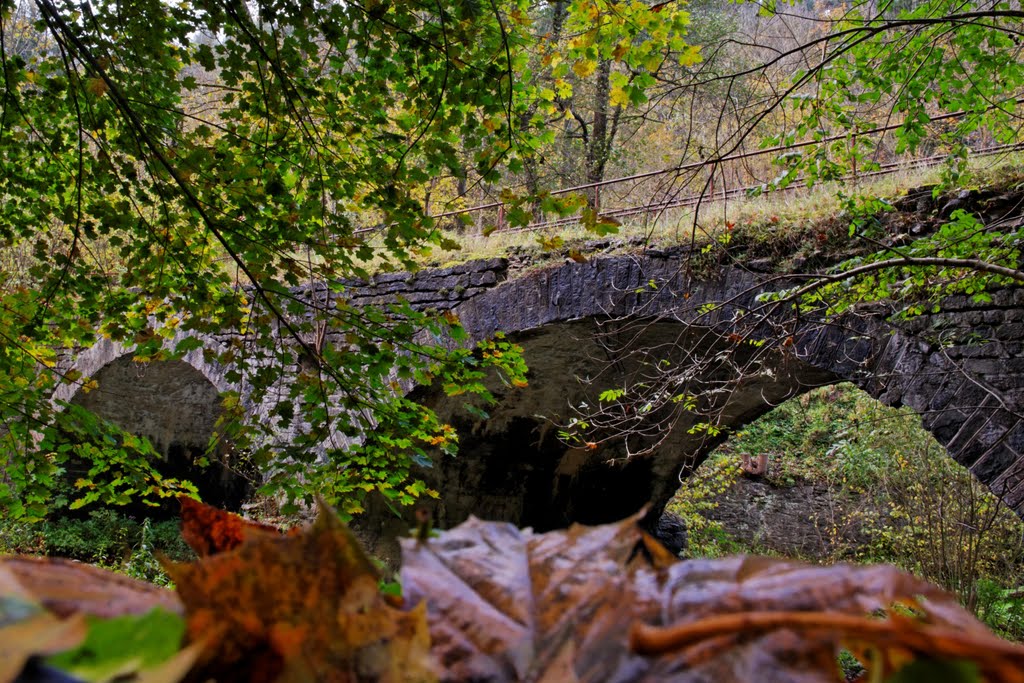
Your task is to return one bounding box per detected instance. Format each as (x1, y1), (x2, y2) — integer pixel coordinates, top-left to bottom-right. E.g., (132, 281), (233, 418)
(390, 151), (1024, 272)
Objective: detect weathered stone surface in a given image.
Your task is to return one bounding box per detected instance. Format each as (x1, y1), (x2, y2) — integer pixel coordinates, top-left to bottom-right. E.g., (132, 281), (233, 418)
(701, 476), (875, 559)
(407, 253), (1024, 534)
(341, 258), (509, 310)
(59, 245), (1024, 543)
(651, 511), (689, 555)
(58, 344), (252, 510)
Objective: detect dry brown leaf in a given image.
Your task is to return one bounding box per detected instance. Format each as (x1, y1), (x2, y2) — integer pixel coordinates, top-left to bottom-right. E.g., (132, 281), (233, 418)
(165, 503), (436, 683)
(0, 556), (181, 618)
(0, 565), (88, 683)
(0, 610), (88, 683)
(401, 513), (1019, 682)
(130, 641), (206, 683)
(630, 611), (1024, 682)
(178, 495), (286, 556)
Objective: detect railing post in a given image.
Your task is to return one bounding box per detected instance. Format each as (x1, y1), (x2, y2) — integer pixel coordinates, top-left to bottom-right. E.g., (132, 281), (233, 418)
(497, 203), (505, 233)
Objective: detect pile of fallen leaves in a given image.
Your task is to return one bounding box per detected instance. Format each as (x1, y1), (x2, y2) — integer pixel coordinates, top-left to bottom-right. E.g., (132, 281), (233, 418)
(3, 498), (1024, 682)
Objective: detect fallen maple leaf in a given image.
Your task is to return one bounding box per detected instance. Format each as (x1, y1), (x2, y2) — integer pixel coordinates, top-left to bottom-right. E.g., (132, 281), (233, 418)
(164, 503), (435, 683)
(630, 610), (1024, 682)
(401, 514), (1024, 682)
(178, 495), (286, 556)
(45, 608), (188, 682)
(7, 504), (1020, 683)
(0, 610), (87, 683)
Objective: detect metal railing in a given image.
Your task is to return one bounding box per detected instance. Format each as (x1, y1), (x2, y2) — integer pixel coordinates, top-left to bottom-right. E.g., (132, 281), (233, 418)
(428, 100), (1024, 234)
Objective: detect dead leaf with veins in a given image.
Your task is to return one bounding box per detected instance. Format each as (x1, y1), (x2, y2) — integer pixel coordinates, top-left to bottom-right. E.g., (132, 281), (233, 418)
(0, 555), (181, 618)
(0, 565), (88, 683)
(165, 503), (435, 683)
(178, 495), (287, 556)
(402, 514), (1024, 682)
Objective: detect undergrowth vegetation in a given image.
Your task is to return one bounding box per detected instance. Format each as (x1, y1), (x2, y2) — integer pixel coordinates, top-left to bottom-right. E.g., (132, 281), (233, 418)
(0, 509), (194, 586)
(669, 383), (1024, 640)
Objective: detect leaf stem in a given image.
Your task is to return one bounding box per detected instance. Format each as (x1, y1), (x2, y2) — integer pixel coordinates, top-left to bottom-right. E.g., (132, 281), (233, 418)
(629, 610), (1024, 669)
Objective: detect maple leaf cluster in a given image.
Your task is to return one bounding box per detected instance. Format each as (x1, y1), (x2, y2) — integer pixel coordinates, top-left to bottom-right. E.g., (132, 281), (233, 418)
(2, 497), (1024, 682)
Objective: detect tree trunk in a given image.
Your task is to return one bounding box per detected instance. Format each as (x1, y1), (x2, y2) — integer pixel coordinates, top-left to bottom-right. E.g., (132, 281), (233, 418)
(585, 59), (613, 207)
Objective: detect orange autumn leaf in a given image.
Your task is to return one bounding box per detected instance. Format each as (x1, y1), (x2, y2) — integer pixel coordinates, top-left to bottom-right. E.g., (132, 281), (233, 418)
(178, 495), (286, 557)
(164, 503), (435, 683)
(6, 500), (1021, 683)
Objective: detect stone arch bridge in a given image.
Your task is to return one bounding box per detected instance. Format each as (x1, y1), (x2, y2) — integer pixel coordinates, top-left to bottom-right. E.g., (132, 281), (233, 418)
(59, 244), (1024, 538)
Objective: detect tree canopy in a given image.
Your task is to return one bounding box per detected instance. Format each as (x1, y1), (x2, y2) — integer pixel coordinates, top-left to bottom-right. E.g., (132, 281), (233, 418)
(0, 0), (1022, 518)
(0, 0), (693, 517)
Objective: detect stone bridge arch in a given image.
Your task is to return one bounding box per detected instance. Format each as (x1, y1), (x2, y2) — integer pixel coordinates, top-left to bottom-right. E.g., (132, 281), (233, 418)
(53, 332), (234, 405)
(402, 252), (1024, 536)
(55, 252), (1024, 533)
(52, 332), (253, 509)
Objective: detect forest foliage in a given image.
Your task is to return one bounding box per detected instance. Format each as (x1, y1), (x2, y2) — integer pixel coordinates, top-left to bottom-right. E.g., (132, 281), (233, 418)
(670, 384), (1024, 639)
(0, 0), (1022, 520)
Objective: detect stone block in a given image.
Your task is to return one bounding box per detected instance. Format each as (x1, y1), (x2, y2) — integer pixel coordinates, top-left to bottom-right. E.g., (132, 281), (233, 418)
(996, 324), (1024, 342)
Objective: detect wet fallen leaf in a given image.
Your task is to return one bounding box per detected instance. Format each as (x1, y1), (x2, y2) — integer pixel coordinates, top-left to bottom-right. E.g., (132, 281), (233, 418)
(45, 608), (186, 683)
(0, 611), (88, 683)
(165, 503), (435, 682)
(130, 641), (204, 683)
(401, 514), (1024, 682)
(6, 504), (1021, 683)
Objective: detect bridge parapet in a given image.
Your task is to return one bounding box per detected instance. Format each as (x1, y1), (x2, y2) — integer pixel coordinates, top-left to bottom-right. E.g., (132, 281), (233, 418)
(319, 257), (510, 311)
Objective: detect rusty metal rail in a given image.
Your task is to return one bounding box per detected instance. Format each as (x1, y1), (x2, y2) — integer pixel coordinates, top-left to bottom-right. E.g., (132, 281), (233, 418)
(500, 141), (1024, 234)
(353, 100), (1024, 236)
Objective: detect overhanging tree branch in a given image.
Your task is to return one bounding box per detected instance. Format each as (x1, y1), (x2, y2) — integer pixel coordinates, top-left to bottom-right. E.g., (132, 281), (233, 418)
(784, 257), (1024, 304)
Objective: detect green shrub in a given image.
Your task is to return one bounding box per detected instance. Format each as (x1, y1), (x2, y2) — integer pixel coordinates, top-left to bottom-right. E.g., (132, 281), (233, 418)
(0, 518), (45, 555)
(667, 454), (745, 558)
(837, 650), (865, 681)
(684, 383), (1024, 630)
(42, 510), (137, 564)
(0, 509), (194, 585)
(976, 579), (1024, 642)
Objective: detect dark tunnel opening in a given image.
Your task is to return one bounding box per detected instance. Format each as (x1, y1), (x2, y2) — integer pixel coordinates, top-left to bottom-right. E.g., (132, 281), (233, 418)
(66, 355), (254, 516)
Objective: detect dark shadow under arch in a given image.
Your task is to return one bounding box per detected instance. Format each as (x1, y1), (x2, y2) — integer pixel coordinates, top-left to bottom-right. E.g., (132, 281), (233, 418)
(405, 318), (839, 535)
(440, 254), (1024, 526)
(67, 354), (253, 512)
